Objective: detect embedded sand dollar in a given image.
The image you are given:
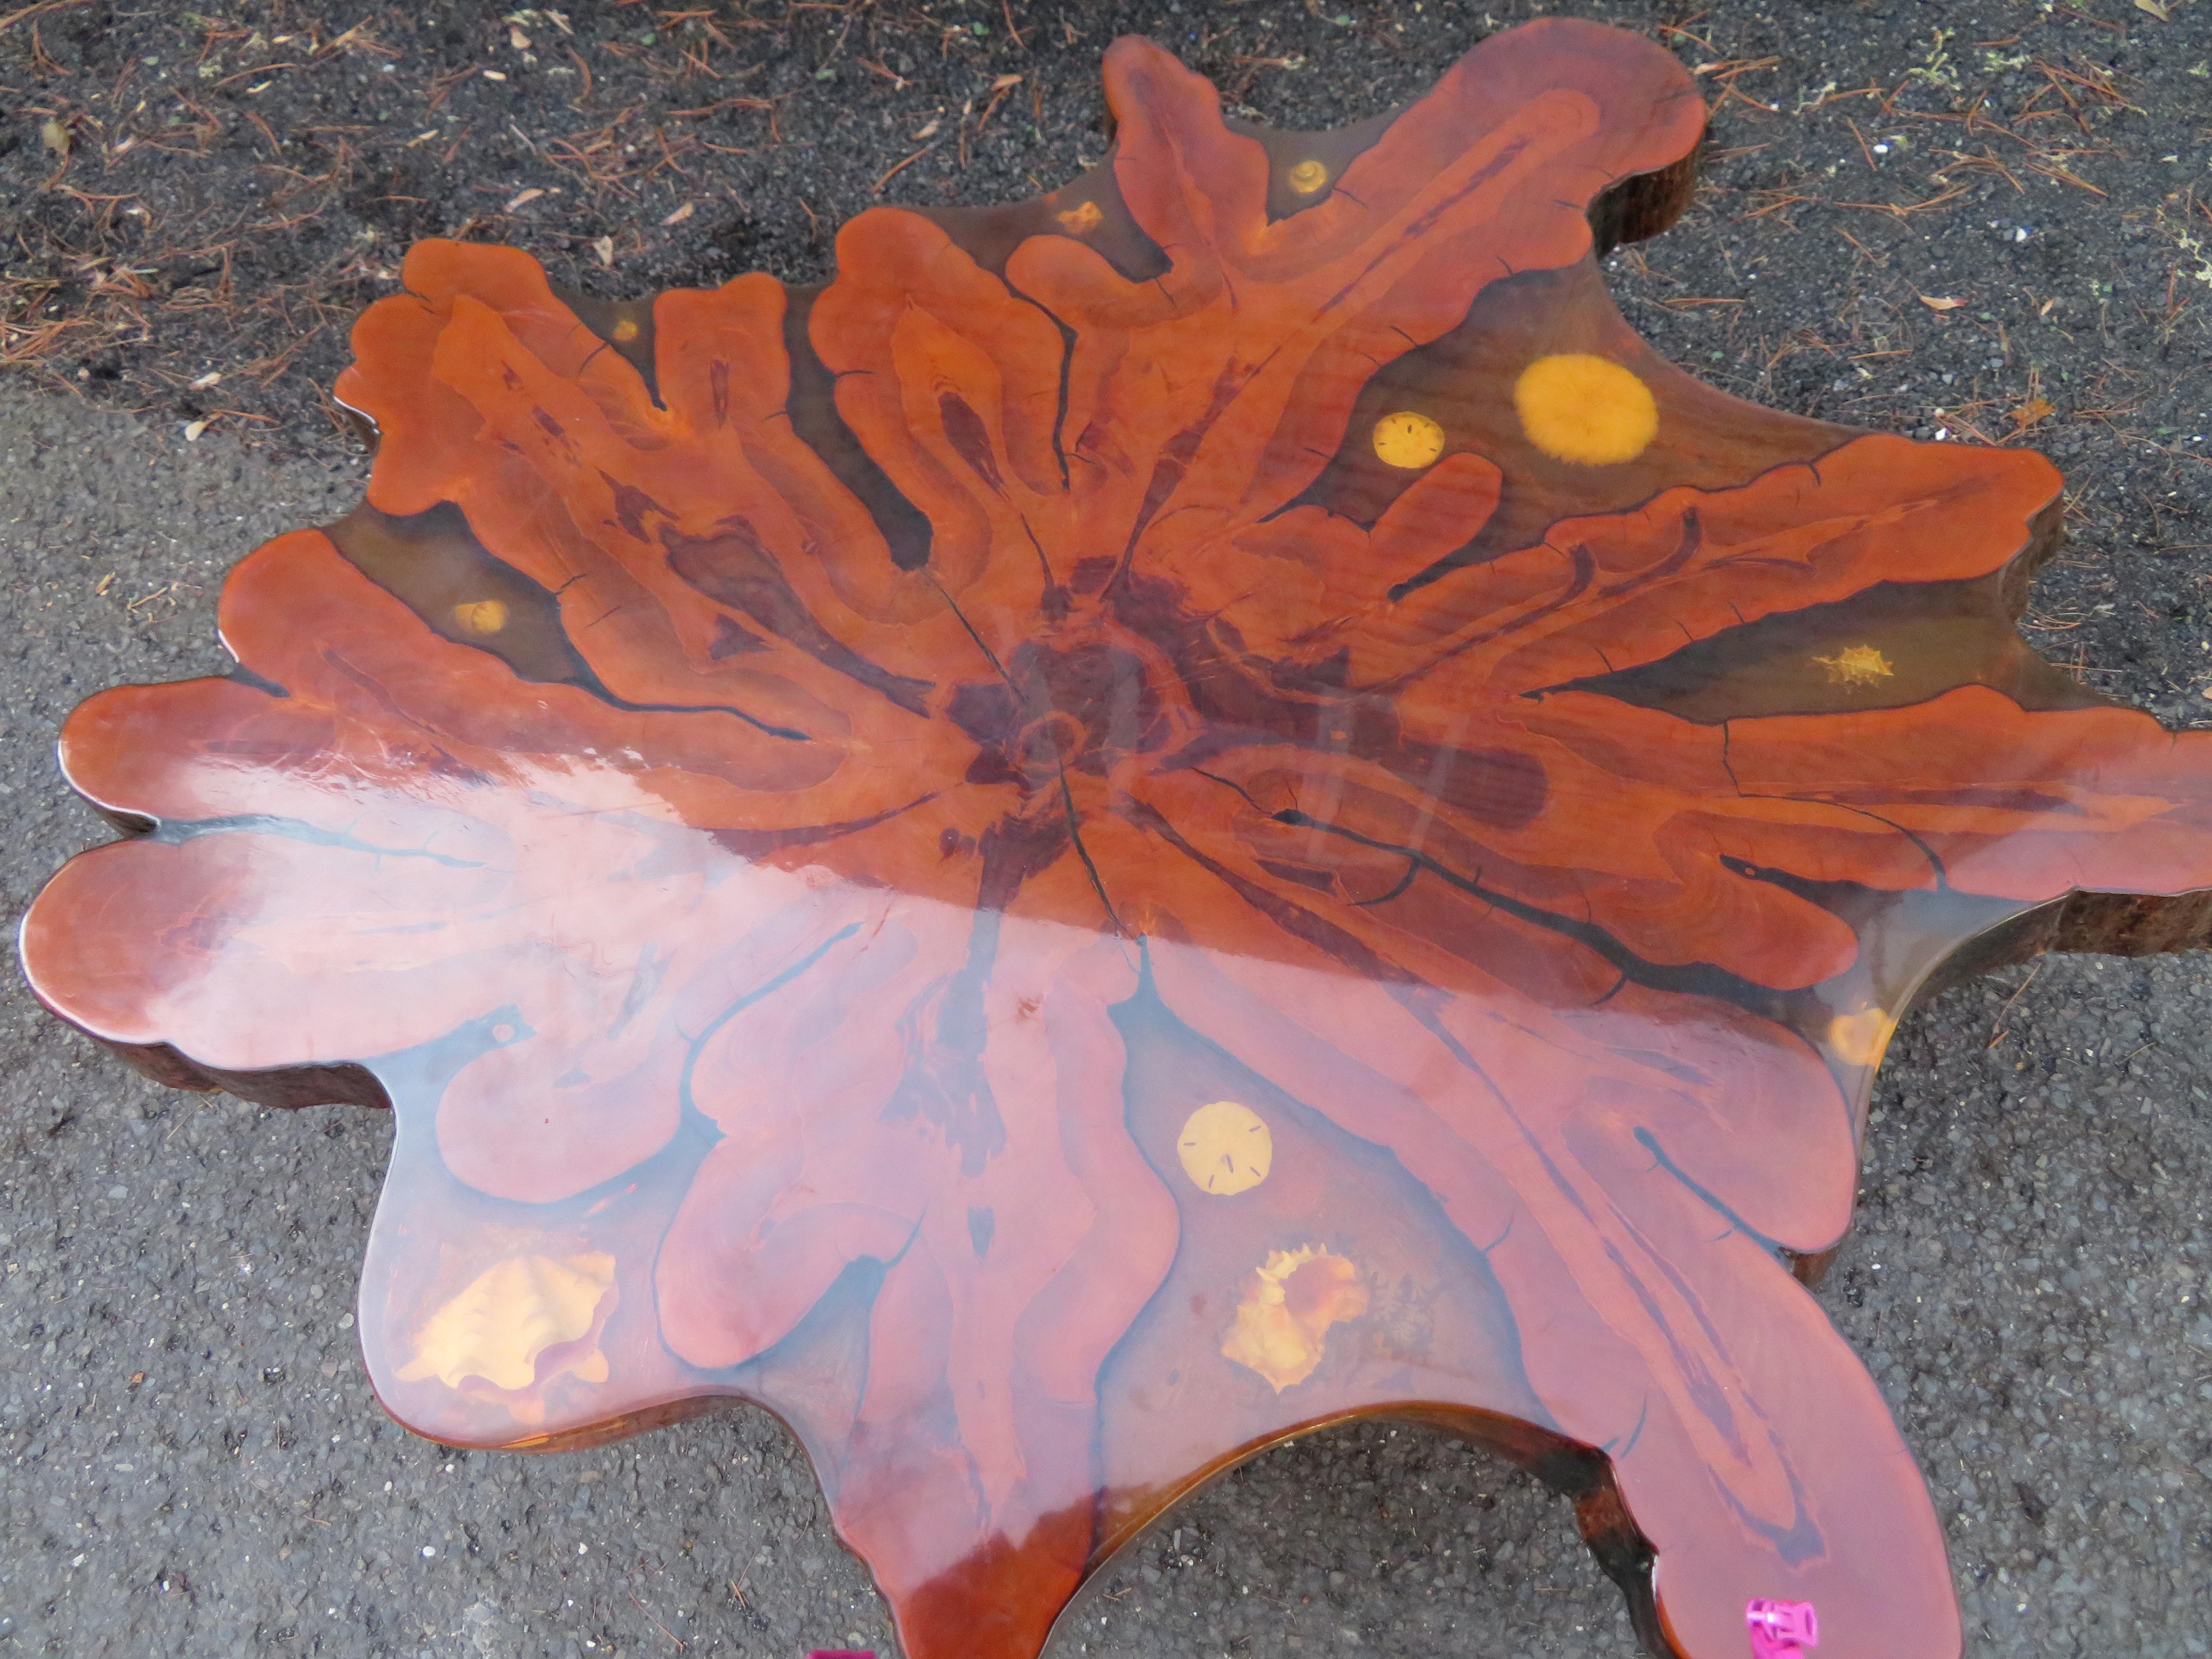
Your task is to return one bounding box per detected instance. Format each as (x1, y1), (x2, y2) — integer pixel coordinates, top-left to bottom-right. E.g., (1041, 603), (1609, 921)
(1177, 1100), (1273, 1196)
(1513, 352), (1658, 465)
(1371, 409), (1446, 470)
(452, 599), (509, 634)
(1286, 158), (1330, 195)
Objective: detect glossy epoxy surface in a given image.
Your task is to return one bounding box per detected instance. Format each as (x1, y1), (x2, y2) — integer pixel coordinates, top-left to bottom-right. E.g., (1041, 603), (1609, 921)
(22, 20), (2212, 1659)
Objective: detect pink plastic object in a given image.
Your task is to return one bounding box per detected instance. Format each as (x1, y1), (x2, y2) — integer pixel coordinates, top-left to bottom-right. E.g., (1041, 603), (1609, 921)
(1747, 1598), (1820, 1658)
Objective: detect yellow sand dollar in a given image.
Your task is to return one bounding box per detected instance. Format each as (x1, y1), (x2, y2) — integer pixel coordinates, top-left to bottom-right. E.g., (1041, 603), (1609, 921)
(1286, 158), (1330, 195)
(452, 599), (509, 635)
(1371, 410), (1446, 471)
(1513, 352), (1658, 465)
(1177, 1100), (1273, 1196)
(397, 1252), (615, 1391)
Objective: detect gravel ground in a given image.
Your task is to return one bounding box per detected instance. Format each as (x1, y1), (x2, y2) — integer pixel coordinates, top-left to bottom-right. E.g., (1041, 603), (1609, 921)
(3, 2), (2212, 1657)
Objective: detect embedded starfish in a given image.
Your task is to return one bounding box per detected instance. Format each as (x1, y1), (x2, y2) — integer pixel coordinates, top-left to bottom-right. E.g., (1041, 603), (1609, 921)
(23, 21), (2212, 1659)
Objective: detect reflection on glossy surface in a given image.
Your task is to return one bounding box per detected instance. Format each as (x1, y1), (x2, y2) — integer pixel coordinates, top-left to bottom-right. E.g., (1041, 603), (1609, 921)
(20, 20), (2212, 1659)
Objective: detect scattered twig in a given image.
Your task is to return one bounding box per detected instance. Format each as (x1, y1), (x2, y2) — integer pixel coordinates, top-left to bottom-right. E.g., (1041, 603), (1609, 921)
(629, 1593), (686, 1653)
(0, 0), (94, 31)
(873, 144), (933, 194)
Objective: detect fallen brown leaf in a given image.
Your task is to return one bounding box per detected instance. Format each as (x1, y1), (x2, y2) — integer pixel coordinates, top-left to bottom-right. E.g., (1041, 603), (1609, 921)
(1919, 294), (1966, 312)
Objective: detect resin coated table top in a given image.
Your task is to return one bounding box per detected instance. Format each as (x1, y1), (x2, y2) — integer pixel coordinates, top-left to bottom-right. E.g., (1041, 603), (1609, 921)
(23, 20), (2212, 1659)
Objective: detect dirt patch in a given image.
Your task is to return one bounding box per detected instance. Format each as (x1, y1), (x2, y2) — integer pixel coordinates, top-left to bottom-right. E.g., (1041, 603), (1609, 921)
(2, 0), (2207, 706)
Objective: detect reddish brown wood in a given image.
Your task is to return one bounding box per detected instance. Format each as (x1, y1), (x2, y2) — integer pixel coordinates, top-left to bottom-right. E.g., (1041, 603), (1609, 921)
(21, 21), (2212, 1659)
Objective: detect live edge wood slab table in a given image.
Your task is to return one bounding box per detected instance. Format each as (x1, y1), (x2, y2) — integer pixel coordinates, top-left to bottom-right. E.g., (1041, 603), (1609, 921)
(21, 20), (2212, 1659)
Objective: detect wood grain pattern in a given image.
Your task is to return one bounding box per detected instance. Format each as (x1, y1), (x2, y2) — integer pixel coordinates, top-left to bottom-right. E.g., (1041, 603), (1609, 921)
(21, 21), (2212, 1659)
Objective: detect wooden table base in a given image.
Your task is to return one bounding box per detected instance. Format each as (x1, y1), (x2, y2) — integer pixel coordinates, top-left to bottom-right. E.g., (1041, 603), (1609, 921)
(24, 21), (2212, 1659)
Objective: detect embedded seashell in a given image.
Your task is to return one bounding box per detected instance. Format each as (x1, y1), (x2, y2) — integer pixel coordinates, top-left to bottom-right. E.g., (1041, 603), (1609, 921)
(397, 1252), (616, 1391)
(1221, 1244), (1369, 1392)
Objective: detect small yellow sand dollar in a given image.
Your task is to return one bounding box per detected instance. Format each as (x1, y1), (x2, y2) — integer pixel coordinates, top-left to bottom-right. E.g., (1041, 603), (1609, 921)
(1286, 158), (1330, 195)
(1513, 353), (1658, 466)
(611, 317), (641, 343)
(1371, 410), (1446, 471)
(1177, 1100), (1273, 1196)
(452, 600), (509, 635)
(397, 1252), (615, 1391)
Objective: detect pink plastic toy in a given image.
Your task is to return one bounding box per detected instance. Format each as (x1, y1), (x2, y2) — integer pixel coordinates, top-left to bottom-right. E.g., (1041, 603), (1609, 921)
(1747, 1598), (1820, 1658)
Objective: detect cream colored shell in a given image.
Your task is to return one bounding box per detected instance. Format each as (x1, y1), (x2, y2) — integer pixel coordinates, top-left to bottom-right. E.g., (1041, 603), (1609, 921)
(397, 1251), (615, 1391)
